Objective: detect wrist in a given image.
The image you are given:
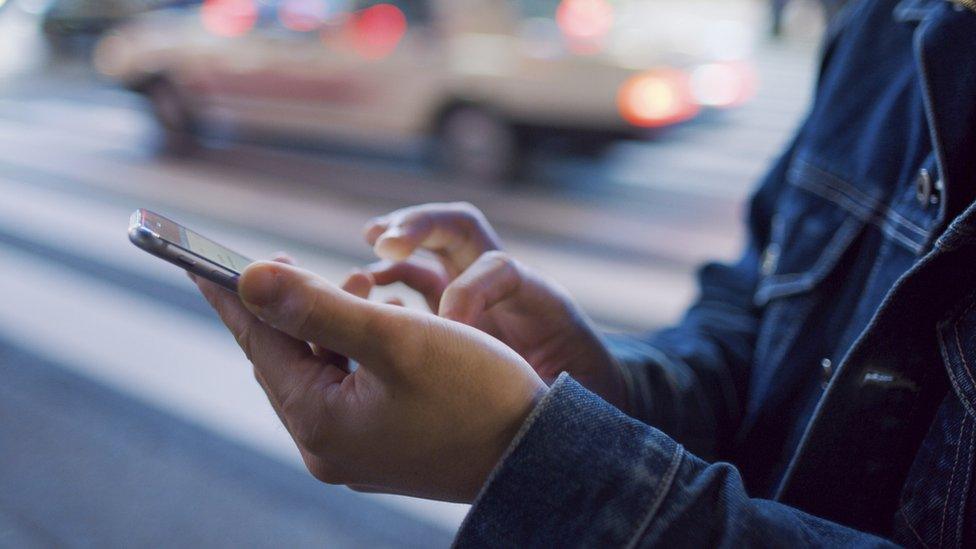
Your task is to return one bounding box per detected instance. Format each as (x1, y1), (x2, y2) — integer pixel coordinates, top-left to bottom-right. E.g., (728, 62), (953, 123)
(465, 379), (548, 502)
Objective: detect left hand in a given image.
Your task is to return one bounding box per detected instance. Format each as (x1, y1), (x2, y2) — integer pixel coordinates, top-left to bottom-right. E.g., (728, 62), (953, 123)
(192, 257), (546, 502)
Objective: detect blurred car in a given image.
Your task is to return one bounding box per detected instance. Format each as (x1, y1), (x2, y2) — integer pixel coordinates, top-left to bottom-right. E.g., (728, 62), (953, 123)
(94, 0), (757, 179)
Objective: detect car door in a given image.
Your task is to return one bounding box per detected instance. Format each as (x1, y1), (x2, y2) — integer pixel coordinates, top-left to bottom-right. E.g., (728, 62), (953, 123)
(308, 0), (445, 143)
(199, 0), (349, 137)
(203, 0), (444, 146)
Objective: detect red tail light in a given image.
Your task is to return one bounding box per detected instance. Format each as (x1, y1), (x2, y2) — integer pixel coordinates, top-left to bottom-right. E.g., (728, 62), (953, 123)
(617, 69), (699, 128)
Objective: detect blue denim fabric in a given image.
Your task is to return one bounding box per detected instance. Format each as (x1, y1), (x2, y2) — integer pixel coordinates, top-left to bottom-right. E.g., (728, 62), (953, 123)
(457, 0), (976, 546)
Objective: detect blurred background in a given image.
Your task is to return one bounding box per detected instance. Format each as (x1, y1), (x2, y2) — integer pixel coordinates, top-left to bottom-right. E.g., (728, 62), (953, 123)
(0, 0), (832, 545)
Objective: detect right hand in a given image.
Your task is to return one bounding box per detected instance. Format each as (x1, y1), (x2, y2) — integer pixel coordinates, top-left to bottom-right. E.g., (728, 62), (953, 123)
(357, 202), (628, 411)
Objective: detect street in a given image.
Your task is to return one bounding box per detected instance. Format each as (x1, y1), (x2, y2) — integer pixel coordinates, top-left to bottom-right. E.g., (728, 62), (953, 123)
(0, 4), (818, 546)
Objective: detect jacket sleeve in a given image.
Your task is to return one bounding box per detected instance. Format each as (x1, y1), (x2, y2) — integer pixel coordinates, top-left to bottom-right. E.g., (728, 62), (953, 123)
(605, 139), (789, 458)
(455, 374), (895, 548)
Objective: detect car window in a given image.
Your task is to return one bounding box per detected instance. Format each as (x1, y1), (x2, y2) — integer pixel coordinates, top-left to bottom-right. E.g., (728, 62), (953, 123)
(351, 0), (431, 24)
(513, 0), (561, 18)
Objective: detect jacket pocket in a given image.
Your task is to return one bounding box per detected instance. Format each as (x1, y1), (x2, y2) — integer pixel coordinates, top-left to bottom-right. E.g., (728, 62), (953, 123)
(743, 157), (870, 424)
(895, 297), (976, 548)
(754, 157), (868, 306)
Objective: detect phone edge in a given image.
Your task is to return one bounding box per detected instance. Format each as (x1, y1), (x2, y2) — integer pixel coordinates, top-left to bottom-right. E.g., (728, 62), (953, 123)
(128, 210), (240, 293)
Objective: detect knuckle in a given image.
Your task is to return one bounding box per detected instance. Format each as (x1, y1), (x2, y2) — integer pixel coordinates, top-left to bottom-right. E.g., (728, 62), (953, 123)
(452, 201), (487, 225)
(452, 201), (479, 215)
(483, 250), (515, 270)
(446, 282), (476, 303)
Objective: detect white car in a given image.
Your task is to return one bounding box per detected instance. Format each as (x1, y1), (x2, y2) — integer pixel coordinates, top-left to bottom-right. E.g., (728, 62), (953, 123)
(95, 0), (756, 178)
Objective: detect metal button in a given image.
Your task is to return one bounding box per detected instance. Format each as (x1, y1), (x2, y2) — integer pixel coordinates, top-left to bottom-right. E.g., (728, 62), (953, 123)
(820, 358), (833, 388)
(916, 168), (939, 206)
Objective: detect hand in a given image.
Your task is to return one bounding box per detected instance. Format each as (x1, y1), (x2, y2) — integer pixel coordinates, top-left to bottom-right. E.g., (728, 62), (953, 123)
(360, 203), (627, 411)
(192, 257), (546, 502)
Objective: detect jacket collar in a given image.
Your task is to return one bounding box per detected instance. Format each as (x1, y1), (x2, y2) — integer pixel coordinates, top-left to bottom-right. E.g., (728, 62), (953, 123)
(895, 0), (974, 21)
(908, 0), (976, 224)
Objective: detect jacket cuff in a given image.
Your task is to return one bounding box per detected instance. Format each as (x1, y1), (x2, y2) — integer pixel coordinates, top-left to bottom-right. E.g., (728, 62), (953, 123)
(455, 373), (684, 548)
(603, 332), (675, 426)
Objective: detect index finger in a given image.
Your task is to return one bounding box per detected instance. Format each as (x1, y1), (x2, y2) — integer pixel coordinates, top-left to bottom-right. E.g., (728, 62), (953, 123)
(364, 203), (502, 274)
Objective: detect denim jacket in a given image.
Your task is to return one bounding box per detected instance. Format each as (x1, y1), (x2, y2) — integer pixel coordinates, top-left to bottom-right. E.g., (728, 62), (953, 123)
(455, 0), (976, 546)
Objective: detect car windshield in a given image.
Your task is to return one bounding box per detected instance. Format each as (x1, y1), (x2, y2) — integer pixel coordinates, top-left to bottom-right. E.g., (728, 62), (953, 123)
(514, 0), (562, 18)
(353, 0), (430, 23)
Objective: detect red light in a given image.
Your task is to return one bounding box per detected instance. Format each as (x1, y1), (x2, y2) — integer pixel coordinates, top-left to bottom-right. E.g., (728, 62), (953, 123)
(556, 0), (613, 53)
(201, 0), (258, 37)
(346, 4), (407, 60)
(618, 69), (699, 128)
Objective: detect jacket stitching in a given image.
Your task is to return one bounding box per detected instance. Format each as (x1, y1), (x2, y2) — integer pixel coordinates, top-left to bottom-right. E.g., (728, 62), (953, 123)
(950, 301), (976, 415)
(940, 323), (976, 419)
(793, 176), (925, 253)
(938, 414), (968, 547)
(794, 158), (930, 238)
(955, 424), (976, 547)
(899, 506), (932, 548)
(792, 159), (881, 215)
(823, 174), (929, 239)
(755, 217), (863, 304)
(625, 444), (684, 549)
(764, 217), (862, 285)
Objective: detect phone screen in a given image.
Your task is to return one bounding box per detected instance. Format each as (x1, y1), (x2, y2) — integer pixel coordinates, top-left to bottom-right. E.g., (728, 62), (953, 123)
(142, 210), (253, 274)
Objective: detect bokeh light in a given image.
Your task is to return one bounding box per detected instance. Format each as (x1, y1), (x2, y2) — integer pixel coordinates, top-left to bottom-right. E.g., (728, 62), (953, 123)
(556, 0), (614, 53)
(201, 0), (258, 38)
(618, 69), (699, 128)
(344, 3), (407, 60)
(691, 61), (758, 108)
(278, 0), (330, 33)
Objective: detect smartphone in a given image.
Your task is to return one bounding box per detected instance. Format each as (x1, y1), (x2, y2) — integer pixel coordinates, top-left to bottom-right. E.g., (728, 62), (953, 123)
(129, 208), (253, 292)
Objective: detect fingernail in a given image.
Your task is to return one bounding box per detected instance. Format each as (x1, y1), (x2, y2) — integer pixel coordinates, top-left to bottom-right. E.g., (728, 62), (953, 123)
(241, 265), (280, 308)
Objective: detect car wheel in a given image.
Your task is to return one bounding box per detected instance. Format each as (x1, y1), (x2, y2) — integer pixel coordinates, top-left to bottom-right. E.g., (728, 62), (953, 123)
(436, 106), (521, 182)
(146, 78), (197, 155)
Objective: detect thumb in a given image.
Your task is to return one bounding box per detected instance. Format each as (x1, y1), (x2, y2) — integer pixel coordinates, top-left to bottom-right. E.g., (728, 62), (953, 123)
(239, 261), (383, 364)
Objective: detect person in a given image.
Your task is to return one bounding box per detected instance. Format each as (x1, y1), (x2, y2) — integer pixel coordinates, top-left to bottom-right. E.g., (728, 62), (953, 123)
(191, 0), (976, 545)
